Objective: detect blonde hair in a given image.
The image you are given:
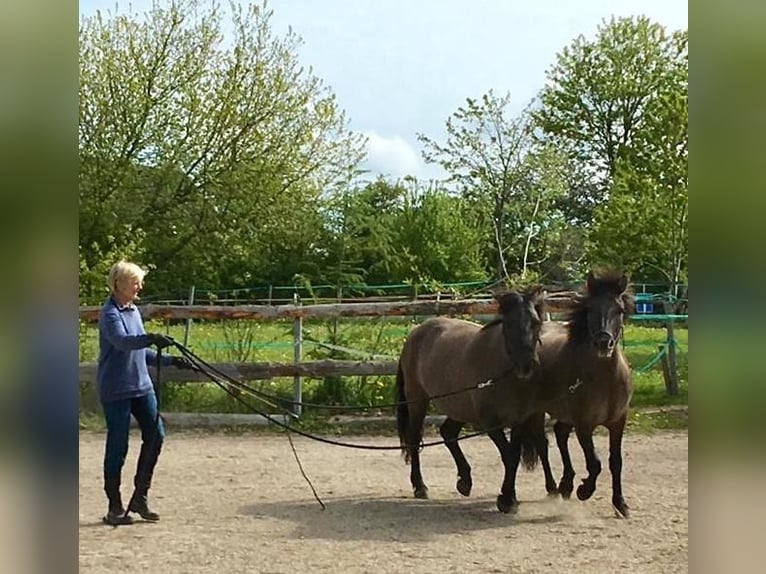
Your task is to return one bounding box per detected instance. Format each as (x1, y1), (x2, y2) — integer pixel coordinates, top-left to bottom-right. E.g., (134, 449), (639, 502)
(107, 260), (147, 293)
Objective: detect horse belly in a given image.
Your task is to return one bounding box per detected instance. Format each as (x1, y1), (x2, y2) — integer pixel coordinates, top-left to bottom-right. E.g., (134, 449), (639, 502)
(548, 390), (629, 427)
(430, 395), (479, 424)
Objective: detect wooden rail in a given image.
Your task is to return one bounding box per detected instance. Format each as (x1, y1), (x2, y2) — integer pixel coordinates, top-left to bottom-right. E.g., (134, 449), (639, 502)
(78, 294), (579, 322)
(79, 359), (398, 383)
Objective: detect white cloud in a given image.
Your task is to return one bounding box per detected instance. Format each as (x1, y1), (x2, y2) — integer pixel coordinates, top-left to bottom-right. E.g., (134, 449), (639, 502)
(360, 131), (424, 179)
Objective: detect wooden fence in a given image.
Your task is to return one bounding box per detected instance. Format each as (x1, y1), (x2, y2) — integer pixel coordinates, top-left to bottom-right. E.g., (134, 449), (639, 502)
(77, 294), (577, 323)
(79, 294), (685, 425)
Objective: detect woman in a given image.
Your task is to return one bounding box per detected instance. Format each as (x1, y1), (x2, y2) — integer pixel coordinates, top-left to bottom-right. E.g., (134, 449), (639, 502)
(97, 260), (193, 525)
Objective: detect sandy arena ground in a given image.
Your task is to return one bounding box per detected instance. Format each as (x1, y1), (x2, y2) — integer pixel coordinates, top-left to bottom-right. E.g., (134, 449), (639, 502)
(79, 429), (688, 573)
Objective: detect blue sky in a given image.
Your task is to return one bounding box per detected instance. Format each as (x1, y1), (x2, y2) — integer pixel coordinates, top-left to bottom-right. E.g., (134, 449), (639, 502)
(80, 0), (688, 180)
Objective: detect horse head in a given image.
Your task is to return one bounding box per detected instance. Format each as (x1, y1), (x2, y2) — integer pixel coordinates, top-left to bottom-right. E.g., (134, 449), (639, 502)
(576, 270), (634, 358)
(494, 286), (545, 379)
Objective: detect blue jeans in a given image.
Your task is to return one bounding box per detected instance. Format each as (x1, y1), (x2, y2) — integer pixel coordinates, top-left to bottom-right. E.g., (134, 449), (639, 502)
(102, 392), (165, 481)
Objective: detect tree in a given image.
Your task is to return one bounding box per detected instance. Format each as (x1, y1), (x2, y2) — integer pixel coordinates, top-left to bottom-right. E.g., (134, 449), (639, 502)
(320, 177), (487, 289)
(418, 91), (567, 281)
(79, 0), (365, 297)
(322, 178), (406, 288)
(534, 16), (687, 225)
(587, 30), (688, 289)
(394, 180), (486, 284)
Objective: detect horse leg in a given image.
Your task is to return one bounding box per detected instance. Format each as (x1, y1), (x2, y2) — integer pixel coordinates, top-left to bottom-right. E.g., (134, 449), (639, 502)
(439, 418), (472, 496)
(554, 421), (575, 498)
(514, 413), (558, 496)
(526, 413), (558, 495)
(575, 425), (601, 501)
(407, 401), (429, 499)
(607, 414), (629, 518)
(487, 427), (521, 514)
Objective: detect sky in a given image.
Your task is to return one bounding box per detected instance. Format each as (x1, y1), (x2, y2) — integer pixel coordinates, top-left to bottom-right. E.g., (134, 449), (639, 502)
(80, 0), (688, 181)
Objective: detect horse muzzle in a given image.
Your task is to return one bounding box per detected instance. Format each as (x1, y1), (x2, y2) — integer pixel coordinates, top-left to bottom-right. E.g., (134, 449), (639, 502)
(593, 332), (616, 358)
(515, 358), (539, 380)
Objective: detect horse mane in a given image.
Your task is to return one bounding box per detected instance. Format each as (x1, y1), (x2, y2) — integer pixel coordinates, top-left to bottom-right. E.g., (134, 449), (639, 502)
(566, 270), (635, 342)
(481, 316), (503, 330)
(482, 287), (544, 331)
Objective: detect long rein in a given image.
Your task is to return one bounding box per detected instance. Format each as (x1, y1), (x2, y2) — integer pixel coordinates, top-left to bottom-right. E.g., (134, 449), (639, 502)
(164, 339), (516, 509)
(170, 339), (508, 451)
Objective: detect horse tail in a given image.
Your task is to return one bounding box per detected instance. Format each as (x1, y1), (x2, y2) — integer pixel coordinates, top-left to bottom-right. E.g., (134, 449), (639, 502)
(395, 361), (411, 463)
(516, 413), (544, 471)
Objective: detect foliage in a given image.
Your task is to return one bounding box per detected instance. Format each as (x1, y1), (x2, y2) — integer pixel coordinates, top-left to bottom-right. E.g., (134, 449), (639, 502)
(321, 177), (487, 287)
(78, 3), (688, 329)
(393, 180), (487, 284)
(534, 15), (688, 285)
(587, 30), (688, 286)
(535, 16), (685, 217)
(419, 92), (568, 281)
(79, 0), (365, 298)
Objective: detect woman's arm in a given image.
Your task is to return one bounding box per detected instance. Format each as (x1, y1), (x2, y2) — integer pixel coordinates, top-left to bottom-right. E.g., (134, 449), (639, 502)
(99, 307), (156, 351)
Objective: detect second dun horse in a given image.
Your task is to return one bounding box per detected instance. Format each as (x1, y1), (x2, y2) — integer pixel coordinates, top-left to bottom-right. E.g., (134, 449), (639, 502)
(524, 269), (634, 517)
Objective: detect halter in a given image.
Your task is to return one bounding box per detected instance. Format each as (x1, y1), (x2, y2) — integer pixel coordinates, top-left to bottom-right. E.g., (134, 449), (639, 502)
(590, 325), (623, 344)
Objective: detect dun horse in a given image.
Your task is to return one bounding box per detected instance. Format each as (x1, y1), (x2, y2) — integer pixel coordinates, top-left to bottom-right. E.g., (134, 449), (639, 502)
(530, 269), (634, 517)
(396, 288), (547, 513)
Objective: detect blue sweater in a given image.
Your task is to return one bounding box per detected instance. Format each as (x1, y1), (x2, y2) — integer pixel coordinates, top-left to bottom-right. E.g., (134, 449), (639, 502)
(97, 296), (171, 404)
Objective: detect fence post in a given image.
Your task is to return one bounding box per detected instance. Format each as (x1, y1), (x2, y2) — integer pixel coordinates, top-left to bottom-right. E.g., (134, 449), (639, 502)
(183, 285), (195, 347)
(292, 293), (303, 417)
(659, 345), (673, 395)
(662, 301), (680, 396)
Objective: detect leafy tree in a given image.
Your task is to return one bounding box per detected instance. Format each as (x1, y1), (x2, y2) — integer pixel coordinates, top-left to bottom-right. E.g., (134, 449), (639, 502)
(418, 91), (567, 281)
(394, 180), (486, 284)
(535, 16), (687, 225)
(321, 177), (487, 289)
(322, 178), (406, 288)
(79, 0), (365, 296)
(587, 30), (688, 288)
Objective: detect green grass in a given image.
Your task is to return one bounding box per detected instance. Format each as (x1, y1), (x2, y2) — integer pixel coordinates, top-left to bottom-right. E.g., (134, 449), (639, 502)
(79, 317), (687, 431)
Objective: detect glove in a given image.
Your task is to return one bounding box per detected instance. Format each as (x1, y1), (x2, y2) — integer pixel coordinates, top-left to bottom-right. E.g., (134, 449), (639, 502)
(171, 355), (195, 370)
(146, 333), (175, 349)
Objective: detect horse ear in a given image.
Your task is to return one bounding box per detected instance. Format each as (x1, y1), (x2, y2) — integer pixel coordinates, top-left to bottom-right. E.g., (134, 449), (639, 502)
(533, 295), (546, 320)
(618, 273), (629, 294)
(526, 285), (545, 305)
(497, 292), (511, 313)
(585, 270), (597, 293)
(497, 291), (521, 314)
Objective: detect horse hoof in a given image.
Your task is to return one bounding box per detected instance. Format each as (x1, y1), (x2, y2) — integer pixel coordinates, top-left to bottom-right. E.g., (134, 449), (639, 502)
(414, 487), (429, 500)
(613, 501), (630, 518)
(546, 489), (560, 498)
(576, 483), (595, 501)
(456, 478), (472, 497)
(496, 495), (518, 514)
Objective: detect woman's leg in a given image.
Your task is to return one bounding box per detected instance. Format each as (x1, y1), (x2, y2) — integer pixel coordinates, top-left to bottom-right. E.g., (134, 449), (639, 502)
(101, 398), (133, 524)
(127, 392), (165, 520)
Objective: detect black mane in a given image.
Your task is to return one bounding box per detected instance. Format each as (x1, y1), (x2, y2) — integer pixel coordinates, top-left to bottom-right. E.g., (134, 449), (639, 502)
(566, 270), (634, 343)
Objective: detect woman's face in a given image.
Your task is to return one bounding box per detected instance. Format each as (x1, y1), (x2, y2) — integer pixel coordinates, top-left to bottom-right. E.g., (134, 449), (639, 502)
(115, 275), (143, 303)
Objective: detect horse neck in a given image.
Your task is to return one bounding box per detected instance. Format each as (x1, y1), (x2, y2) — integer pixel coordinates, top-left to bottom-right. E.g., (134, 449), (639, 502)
(469, 322), (507, 362)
